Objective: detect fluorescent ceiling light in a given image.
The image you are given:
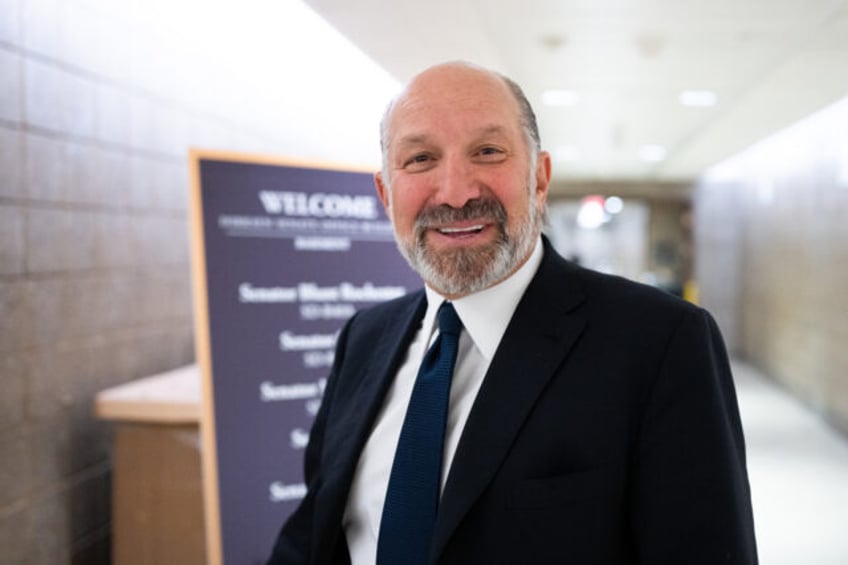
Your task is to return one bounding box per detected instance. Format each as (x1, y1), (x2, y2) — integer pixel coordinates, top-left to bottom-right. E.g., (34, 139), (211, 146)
(639, 144), (667, 162)
(542, 89), (579, 106)
(679, 90), (717, 107)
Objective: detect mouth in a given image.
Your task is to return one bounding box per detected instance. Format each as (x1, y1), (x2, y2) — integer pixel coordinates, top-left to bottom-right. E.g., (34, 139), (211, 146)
(426, 221), (495, 247)
(437, 224), (486, 236)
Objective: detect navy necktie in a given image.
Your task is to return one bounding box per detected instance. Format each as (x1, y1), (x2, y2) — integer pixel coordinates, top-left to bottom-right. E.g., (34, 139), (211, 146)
(376, 302), (463, 565)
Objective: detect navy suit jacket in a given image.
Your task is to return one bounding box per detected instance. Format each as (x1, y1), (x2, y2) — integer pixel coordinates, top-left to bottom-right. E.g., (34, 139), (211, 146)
(269, 240), (758, 564)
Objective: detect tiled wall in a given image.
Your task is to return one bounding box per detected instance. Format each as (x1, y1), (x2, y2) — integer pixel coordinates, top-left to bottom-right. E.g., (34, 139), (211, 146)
(0, 0), (393, 562)
(1, 8), (193, 565)
(695, 96), (848, 434)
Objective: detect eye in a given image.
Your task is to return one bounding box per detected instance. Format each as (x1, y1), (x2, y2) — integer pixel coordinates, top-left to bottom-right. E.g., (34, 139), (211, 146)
(402, 153), (436, 171)
(475, 145), (507, 162)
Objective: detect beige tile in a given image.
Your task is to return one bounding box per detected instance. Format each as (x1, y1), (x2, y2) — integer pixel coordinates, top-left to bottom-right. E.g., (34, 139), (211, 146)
(61, 71), (98, 139)
(27, 342), (86, 424)
(25, 132), (70, 202)
(66, 142), (98, 204)
(0, 425), (32, 508)
(0, 126), (24, 198)
(26, 481), (73, 564)
(0, 205), (25, 275)
(0, 279), (30, 353)
(93, 213), (133, 269)
(136, 269), (192, 324)
(0, 47), (21, 123)
(0, 353), (26, 431)
(100, 149), (133, 207)
(23, 58), (63, 131)
(0, 504), (30, 565)
(65, 143), (131, 207)
(26, 352), (112, 487)
(95, 82), (131, 146)
(130, 214), (188, 266)
(128, 94), (157, 153)
(26, 207), (74, 272)
(27, 207), (98, 272)
(22, 57), (96, 137)
(25, 277), (64, 347)
(0, 0), (21, 45)
(164, 161), (190, 211)
(130, 155), (178, 210)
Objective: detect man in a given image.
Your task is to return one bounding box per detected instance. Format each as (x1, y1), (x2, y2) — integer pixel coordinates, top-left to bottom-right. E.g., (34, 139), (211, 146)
(268, 62), (758, 564)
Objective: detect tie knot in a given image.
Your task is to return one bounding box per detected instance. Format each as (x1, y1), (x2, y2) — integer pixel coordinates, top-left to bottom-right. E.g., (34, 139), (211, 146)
(438, 302), (463, 336)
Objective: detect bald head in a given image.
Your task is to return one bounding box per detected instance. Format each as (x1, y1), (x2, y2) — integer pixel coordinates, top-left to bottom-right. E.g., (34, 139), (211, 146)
(379, 62), (541, 172)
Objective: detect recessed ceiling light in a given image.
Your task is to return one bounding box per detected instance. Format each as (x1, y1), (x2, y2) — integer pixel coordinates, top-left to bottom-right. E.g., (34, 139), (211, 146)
(679, 90), (717, 107)
(639, 144), (667, 162)
(542, 89), (579, 107)
(539, 33), (567, 50)
(605, 196), (624, 214)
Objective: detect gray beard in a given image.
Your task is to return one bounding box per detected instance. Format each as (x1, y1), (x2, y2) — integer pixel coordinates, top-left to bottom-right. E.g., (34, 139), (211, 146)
(395, 196), (542, 297)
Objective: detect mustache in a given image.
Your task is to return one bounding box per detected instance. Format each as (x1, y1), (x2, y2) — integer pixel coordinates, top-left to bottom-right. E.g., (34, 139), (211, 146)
(414, 197), (507, 228)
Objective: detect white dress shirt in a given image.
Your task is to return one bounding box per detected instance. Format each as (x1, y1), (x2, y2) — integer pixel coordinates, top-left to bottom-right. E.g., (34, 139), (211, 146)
(343, 238), (544, 565)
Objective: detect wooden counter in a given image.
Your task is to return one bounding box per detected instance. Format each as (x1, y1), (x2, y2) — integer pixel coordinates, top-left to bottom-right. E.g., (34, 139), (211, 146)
(96, 365), (206, 565)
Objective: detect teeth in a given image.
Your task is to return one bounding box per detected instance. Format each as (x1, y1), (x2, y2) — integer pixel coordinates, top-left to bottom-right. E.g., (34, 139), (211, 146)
(438, 225), (484, 234)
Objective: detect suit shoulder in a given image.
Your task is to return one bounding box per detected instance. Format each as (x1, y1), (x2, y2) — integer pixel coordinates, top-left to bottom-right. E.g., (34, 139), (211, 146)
(541, 241), (699, 318)
(346, 288), (426, 331)
(569, 262), (702, 319)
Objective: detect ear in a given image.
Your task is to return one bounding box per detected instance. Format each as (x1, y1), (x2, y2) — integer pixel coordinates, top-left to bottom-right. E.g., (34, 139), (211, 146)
(375, 171), (391, 210)
(534, 151), (552, 205)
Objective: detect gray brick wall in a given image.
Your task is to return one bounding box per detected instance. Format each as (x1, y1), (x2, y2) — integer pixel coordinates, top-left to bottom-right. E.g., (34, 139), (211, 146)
(1, 0), (393, 559)
(0, 0), (345, 562)
(0, 8), (197, 565)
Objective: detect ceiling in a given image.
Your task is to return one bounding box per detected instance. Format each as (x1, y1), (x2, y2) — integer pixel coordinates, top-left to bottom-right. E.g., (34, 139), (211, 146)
(304, 0), (848, 196)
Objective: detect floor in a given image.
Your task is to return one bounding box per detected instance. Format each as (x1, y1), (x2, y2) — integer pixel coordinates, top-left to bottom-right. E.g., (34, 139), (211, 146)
(733, 360), (848, 564)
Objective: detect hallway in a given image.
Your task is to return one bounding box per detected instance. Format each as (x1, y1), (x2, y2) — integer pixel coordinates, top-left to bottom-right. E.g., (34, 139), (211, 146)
(733, 361), (848, 564)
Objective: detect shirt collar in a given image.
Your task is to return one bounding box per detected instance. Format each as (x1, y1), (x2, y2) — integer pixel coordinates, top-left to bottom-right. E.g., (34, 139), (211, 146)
(424, 236), (544, 361)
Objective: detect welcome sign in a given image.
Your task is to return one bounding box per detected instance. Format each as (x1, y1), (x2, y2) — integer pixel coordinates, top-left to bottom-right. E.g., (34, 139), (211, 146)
(189, 151), (420, 564)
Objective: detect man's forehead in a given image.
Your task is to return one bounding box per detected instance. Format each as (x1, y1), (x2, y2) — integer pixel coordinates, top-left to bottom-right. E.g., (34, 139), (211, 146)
(385, 67), (522, 145)
(395, 124), (513, 147)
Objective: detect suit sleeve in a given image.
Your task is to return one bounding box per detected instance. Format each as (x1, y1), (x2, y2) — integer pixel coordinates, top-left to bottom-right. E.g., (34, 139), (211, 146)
(266, 313), (357, 565)
(632, 307), (758, 564)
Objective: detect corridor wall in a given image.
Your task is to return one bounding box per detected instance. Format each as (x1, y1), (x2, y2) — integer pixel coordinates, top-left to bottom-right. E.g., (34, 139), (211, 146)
(0, 0), (397, 562)
(695, 96), (848, 434)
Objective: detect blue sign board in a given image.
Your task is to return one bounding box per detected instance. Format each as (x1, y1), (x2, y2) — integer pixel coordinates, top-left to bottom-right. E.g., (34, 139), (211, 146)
(190, 152), (419, 564)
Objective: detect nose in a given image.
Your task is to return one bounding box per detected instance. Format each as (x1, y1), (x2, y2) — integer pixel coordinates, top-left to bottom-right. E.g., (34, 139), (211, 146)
(433, 155), (481, 208)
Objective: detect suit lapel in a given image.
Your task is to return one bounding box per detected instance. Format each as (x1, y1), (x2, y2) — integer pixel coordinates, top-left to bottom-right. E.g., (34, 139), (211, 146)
(432, 247), (587, 558)
(314, 291), (427, 560)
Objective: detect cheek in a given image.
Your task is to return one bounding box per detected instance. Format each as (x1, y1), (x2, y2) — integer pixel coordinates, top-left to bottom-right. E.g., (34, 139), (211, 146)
(491, 182), (532, 220)
(388, 182), (428, 228)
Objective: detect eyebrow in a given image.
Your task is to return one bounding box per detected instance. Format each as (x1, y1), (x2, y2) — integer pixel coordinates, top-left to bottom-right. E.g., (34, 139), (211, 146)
(394, 125), (510, 148)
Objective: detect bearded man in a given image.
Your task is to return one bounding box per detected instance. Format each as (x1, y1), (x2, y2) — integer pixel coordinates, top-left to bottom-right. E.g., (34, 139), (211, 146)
(268, 62), (758, 565)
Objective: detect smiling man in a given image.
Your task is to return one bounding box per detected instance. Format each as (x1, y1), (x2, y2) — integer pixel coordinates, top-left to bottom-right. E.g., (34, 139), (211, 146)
(374, 63), (549, 300)
(268, 62), (758, 565)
